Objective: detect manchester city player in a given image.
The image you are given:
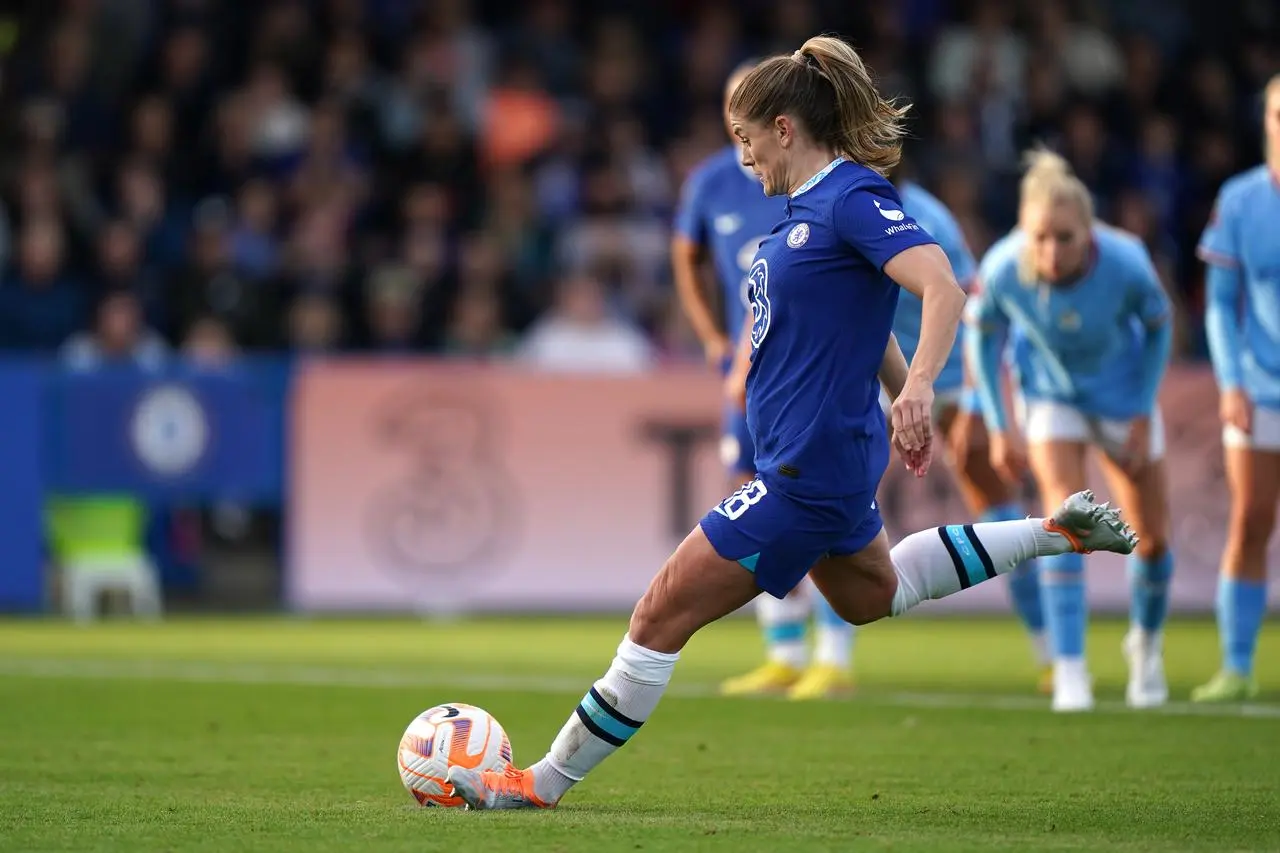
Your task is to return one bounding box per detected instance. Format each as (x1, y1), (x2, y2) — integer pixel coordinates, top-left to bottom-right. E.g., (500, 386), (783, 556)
(449, 36), (1137, 810)
(1192, 73), (1280, 703)
(967, 149), (1174, 712)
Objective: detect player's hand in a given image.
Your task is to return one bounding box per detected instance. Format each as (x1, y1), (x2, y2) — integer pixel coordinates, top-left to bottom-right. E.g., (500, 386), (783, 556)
(704, 335), (733, 369)
(893, 426), (933, 478)
(1220, 388), (1252, 435)
(723, 363), (749, 413)
(1118, 415), (1152, 476)
(989, 429), (1027, 483)
(891, 376), (934, 459)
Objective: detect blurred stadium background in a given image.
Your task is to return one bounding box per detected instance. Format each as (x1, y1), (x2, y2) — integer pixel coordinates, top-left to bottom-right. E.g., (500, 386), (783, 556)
(1, 2), (1280, 851)
(0, 0), (1277, 617)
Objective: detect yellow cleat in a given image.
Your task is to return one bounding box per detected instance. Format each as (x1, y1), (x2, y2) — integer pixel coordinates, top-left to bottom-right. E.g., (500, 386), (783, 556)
(1037, 665), (1054, 696)
(1191, 670), (1260, 703)
(786, 663), (855, 701)
(719, 661), (803, 696)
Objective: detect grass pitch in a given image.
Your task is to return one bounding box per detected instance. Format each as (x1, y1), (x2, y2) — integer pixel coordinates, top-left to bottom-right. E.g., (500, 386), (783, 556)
(0, 615), (1277, 852)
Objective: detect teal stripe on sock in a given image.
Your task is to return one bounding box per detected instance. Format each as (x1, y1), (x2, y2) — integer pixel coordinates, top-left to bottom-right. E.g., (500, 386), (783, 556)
(945, 524), (988, 589)
(579, 692), (639, 744)
(764, 622), (806, 643)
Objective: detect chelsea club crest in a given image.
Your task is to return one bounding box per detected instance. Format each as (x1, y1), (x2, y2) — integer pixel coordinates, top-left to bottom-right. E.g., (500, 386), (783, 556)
(786, 222), (810, 248)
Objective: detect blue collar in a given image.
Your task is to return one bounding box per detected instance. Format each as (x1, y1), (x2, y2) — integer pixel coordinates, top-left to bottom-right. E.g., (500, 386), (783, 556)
(791, 157), (846, 198)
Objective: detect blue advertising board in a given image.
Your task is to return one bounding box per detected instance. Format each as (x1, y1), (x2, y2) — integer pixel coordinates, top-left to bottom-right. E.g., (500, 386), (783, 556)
(0, 359), (290, 611)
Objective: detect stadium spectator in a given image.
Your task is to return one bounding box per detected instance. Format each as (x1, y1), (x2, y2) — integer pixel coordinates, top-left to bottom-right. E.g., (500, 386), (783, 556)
(0, 0), (1274, 364)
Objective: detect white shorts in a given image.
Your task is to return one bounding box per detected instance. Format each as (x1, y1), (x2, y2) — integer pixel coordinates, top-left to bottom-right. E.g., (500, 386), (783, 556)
(879, 386), (964, 421)
(1017, 399), (1166, 462)
(1224, 406), (1280, 452)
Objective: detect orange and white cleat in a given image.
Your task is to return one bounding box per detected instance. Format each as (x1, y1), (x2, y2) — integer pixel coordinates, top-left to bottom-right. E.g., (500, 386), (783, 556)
(447, 765), (555, 811)
(1042, 490), (1138, 556)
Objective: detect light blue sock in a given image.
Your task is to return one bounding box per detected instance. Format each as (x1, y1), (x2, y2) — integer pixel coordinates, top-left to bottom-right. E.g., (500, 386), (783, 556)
(757, 593), (810, 668)
(1039, 552), (1086, 658)
(1128, 551), (1174, 633)
(811, 588), (855, 669)
(983, 503), (1044, 634)
(1217, 577), (1268, 677)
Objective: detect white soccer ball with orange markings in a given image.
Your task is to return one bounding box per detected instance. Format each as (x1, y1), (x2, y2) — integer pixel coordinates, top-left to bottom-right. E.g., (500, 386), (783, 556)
(397, 703), (513, 807)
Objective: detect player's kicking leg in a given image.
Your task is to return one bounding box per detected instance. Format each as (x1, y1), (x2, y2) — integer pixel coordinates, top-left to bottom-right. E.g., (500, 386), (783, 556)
(1192, 416), (1279, 702)
(447, 487), (1137, 810)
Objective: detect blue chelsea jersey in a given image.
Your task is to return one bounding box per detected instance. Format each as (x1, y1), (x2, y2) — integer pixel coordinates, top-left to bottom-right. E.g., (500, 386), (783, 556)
(746, 159), (938, 499)
(673, 146), (790, 341)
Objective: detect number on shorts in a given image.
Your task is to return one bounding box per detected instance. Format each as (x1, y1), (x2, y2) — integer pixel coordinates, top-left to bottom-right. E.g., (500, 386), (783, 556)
(717, 479), (769, 520)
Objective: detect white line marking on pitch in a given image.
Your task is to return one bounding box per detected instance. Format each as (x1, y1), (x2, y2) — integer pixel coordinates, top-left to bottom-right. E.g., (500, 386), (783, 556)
(0, 658), (1276, 719)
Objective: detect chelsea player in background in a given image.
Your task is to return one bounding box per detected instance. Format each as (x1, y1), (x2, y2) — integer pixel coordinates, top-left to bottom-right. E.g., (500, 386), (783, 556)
(449, 36), (1136, 810)
(967, 149), (1174, 712)
(1193, 73), (1280, 703)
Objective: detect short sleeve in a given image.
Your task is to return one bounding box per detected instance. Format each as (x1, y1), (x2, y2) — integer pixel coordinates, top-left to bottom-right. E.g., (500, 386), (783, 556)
(673, 166), (710, 245)
(1197, 187), (1240, 269)
(832, 184), (938, 271)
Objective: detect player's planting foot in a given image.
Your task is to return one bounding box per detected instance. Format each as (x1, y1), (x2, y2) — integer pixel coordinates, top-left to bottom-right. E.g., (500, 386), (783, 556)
(1190, 670), (1260, 703)
(1123, 630), (1168, 709)
(1051, 658), (1095, 713)
(447, 765), (554, 810)
(786, 663), (854, 701)
(1043, 490), (1139, 555)
(719, 661), (801, 696)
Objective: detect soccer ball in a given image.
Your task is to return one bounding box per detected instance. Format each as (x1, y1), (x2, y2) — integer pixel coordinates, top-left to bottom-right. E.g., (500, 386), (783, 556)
(397, 703), (513, 807)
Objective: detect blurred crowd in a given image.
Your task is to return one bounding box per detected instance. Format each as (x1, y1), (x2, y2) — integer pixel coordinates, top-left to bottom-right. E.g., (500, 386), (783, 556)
(1, 0), (1277, 369)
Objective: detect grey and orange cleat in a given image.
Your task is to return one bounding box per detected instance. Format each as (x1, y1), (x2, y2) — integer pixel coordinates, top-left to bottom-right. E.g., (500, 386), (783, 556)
(447, 765), (555, 811)
(1043, 490), (1139, 555)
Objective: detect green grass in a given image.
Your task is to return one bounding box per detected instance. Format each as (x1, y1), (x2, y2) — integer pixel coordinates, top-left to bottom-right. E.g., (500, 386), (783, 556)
(0, 615), (1277, 852)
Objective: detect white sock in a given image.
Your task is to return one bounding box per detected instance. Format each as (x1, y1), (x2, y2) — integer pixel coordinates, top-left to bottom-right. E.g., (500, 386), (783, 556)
(891, 520), (1073, 616)
(812, 587), (854, 669)
(1030, 631), (1050, 667)
(757, 587), (811, 669)
(530, 635), (678, 804)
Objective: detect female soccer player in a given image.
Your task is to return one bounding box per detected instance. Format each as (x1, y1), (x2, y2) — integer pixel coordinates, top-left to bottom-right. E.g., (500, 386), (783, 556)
(1192, 73), (1280, 703)
(673, 61), (853, 701)
(966, 150), (1174, 712)
(449, 37), (1137, 809)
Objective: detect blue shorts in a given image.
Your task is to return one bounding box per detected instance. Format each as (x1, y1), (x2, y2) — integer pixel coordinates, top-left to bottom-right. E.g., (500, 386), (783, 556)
(699, 477), (883, 598)
(720, 407), (755, 476)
